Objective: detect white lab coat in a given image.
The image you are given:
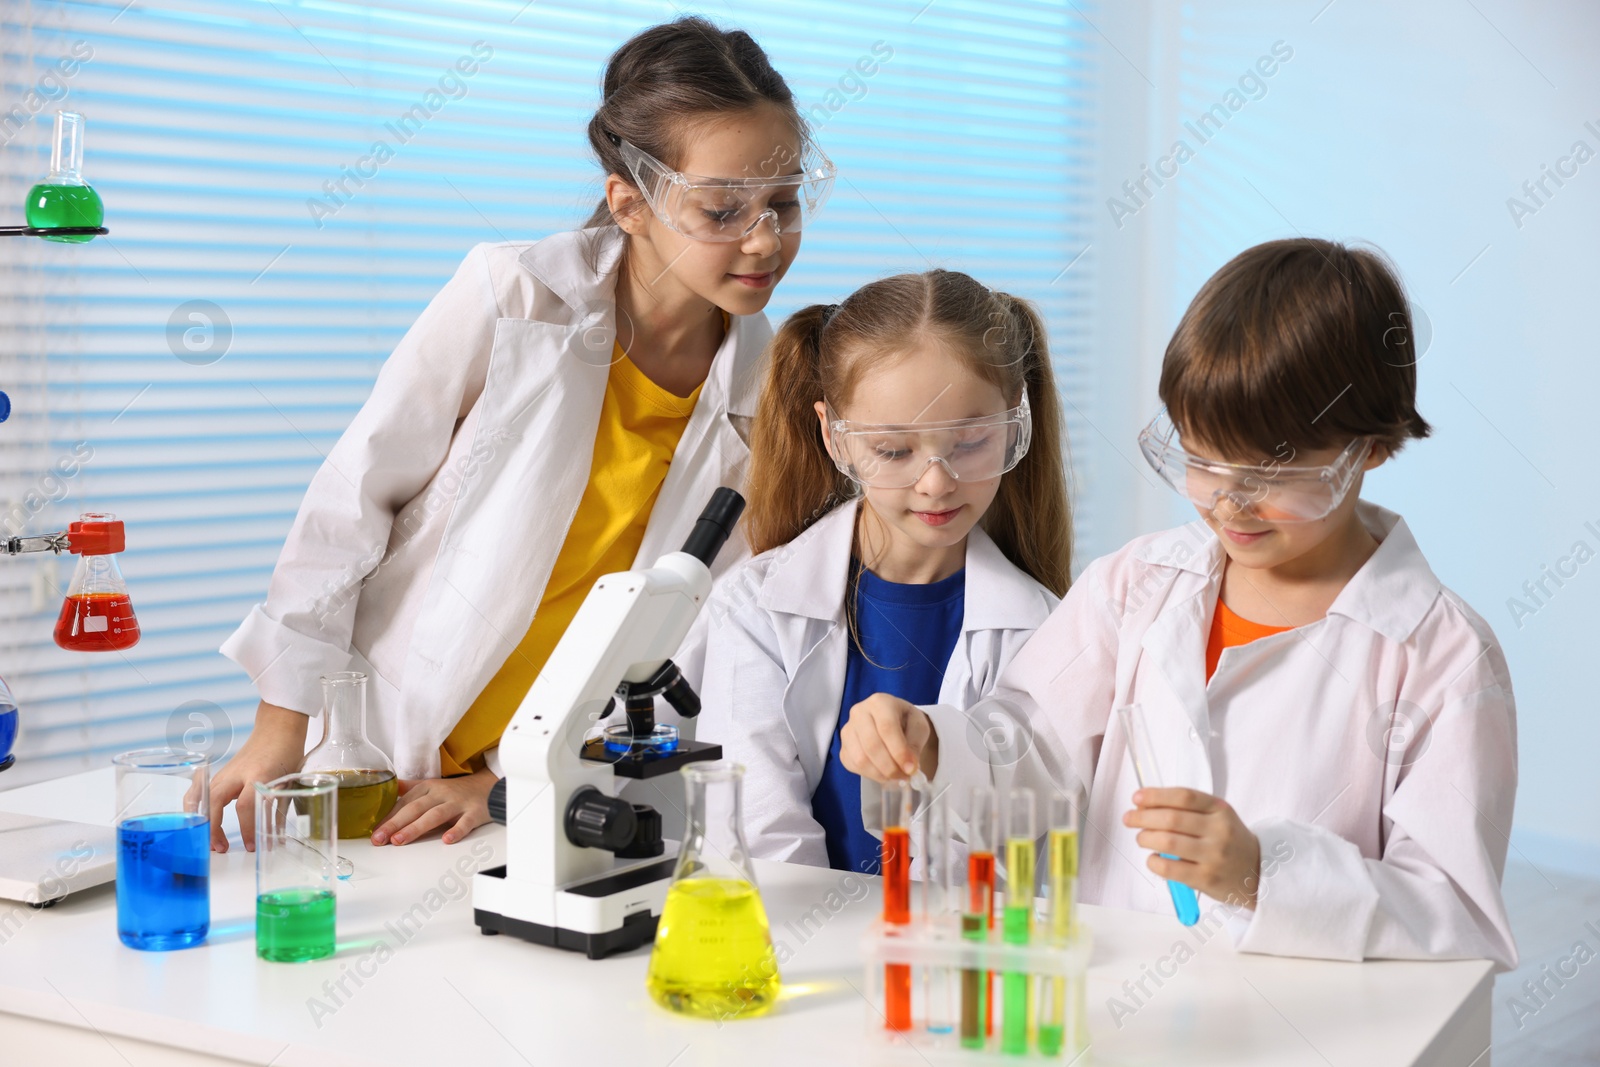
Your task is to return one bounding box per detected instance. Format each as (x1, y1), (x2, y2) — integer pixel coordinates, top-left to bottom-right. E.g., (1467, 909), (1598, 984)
(690, 498), (1059, 868)
(220, 227), (771, 778)
(923, 501), (1519, 970)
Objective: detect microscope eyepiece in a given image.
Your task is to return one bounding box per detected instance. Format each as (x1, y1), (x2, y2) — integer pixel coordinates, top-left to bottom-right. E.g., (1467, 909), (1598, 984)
(679, 487), (745, 566)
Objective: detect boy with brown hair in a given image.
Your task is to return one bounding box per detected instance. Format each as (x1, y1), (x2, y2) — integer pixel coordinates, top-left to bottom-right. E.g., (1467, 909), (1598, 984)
(843, 238), (1518, 968)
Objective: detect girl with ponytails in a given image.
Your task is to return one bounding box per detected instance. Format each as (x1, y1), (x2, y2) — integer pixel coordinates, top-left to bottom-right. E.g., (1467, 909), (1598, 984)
(694, 269), (1073, 871)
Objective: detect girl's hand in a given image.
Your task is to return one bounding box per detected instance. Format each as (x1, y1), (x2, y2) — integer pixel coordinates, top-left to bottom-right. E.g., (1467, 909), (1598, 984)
(372, 768), (497, 846)
(840, 694), (939, 782)
(1123, 787), (1262, 908)
(206, 701), (309, 853)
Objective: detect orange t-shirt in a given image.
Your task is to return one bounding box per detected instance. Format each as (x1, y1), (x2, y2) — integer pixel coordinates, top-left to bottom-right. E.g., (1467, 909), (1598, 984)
(1205, 597), (1294, 681)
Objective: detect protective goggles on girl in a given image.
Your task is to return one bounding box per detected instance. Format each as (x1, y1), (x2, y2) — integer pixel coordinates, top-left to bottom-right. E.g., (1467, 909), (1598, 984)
(1137, 410), (1372, 523)
(827, 394), (1032, 489)
(616, 138), (835, 243)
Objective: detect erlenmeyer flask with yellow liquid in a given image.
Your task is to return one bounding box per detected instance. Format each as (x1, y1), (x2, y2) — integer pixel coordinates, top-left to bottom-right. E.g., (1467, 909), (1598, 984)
(646, 762), (780, 1020)
(301, 672), (398, 838)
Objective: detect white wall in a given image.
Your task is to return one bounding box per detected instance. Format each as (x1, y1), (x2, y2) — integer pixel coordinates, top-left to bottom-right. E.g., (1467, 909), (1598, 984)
(1090, 0), (1599, 867)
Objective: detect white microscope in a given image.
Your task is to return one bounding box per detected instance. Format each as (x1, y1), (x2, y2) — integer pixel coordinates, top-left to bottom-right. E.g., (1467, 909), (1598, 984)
(471, 488), (742, 958)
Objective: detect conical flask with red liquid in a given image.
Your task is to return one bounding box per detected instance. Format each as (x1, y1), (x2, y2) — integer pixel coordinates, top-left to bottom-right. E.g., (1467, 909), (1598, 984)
(54, 513), (140, 652)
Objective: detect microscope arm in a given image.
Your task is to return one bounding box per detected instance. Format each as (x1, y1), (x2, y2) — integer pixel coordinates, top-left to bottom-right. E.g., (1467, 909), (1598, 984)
(487, 489), (744, 888)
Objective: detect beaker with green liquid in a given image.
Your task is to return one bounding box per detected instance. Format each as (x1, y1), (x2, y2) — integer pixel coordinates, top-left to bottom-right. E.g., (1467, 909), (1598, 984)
(255, 772), (338, 962)
(646, 762), (780, 1020)
(301, 672), (398, 839)
(25, 111), (103, 241)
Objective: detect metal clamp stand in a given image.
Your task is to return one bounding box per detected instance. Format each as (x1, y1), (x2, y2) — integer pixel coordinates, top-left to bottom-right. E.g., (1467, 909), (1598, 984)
(0, 225), (109, 238)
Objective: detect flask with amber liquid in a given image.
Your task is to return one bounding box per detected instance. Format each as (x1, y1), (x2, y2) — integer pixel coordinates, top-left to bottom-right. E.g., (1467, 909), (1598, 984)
(301, 672), (398, 838)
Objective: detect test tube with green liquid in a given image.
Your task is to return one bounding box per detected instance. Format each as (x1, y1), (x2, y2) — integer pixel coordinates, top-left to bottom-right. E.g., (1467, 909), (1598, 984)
(1001, 788), (1036, 1056)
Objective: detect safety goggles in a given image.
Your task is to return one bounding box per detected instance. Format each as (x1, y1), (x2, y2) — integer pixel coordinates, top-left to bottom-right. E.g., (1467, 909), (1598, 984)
(616, 138), (835, 243)
(827, 394), (1032, 490)
(1137, 410), (1371, 523)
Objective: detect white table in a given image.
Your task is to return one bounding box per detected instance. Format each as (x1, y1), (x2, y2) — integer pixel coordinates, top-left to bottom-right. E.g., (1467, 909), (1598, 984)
(0, 769), (1493, 1066)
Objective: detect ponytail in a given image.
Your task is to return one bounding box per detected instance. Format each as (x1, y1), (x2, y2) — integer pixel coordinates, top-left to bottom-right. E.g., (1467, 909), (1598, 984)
(980, 292), (1073, 597)
(744, 304), (857, 554)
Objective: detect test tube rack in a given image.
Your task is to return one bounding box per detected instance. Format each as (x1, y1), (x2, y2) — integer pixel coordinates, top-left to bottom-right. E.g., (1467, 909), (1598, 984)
(861, 916), (1092, 1062)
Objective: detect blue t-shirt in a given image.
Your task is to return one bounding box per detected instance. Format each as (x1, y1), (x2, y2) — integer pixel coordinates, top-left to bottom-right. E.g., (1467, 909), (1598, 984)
(811, 562), (966, 873)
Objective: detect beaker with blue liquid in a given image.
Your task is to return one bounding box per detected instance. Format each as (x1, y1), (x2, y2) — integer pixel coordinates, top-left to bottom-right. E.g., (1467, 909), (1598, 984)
(0, 673), (18, 773)
(113, 749), (211, 950)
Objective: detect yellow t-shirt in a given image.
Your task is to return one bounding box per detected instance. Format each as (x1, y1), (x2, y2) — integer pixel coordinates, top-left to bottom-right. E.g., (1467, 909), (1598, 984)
(439, 344), (703, 776)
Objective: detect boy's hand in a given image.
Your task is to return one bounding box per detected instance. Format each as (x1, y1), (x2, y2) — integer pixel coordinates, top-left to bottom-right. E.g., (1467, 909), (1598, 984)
(373, 768), (496, 846)
(840, 694), (939, 782)
(1123, 787), (1262, 908)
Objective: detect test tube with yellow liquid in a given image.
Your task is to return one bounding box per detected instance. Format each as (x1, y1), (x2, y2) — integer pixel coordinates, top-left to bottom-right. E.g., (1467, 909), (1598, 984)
(1039, 792), (1086, 1057)
(647, 762), (780, 1020)
(1001, 788), (1036, 1055)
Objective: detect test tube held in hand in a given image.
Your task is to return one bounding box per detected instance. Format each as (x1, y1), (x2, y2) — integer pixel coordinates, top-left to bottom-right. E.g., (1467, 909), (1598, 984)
(1001, 788), (1036, 1056)
(882, 782), (913, 1032)
(961, 786), (998, 1049)
(920, 783), (956, 1037)
(1118, 703), (1201, 927)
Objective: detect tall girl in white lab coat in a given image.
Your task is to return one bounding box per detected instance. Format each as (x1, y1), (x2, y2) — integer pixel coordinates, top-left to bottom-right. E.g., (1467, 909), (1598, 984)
(693, 269), (1073, 872)
(844, 239), (1519, 969)
(209, 18), (835, 851)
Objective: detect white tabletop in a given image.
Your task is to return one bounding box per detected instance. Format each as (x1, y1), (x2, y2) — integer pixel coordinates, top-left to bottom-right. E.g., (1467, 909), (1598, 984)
(0, 769), (1493, 1067)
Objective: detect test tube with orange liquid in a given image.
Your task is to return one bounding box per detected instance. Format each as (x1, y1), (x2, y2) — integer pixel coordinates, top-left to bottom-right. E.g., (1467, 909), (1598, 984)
(882, 781), (913, 1031)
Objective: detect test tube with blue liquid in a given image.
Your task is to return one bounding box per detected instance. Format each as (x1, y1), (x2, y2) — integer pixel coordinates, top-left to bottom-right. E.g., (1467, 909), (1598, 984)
(1118, 704), (1200, 926)
(114, 749), (211, 950)
(918, 779), (957, 1039)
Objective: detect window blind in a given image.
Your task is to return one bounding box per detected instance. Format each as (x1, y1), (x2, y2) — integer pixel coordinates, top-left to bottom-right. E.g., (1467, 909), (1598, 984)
(0, 0), (1096, 787)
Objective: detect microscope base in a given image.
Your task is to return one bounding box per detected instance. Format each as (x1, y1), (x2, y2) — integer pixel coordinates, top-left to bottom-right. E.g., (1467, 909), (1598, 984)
(474, 903), (660, 959)
(472, 855), (676, 960)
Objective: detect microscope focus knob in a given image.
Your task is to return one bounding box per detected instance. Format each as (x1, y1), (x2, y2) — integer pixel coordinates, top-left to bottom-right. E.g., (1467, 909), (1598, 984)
(487, 777), (507, 825)
(564, 786), (638, 851)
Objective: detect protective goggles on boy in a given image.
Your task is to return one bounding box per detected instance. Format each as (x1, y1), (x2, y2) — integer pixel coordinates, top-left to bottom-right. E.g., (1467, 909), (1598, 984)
(616, 138), (835, 243)
(1137, 410), (1371, 523)
(827, 394), (1032, 489)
